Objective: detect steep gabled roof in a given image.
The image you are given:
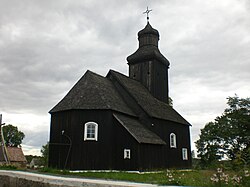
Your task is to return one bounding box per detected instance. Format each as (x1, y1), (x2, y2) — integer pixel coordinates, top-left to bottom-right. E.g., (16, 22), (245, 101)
(50, 70), (135, 116)
(0, 146), (27, 162)
(50, 69), (190, 125)
(108, 70), (190, 125)
(7, 147), (27, 162)
(114, 113), (165, 145)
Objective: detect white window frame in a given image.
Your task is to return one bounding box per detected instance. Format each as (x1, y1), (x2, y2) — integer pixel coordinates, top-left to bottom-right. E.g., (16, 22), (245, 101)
(170, 133), (177, 148)
(84, 122), (98, 141)
(124, 149), (131, 159)
(182, 148), (188, 160)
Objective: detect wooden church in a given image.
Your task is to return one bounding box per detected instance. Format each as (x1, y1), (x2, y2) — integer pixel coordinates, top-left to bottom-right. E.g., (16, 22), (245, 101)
(48, 19), (192, 170)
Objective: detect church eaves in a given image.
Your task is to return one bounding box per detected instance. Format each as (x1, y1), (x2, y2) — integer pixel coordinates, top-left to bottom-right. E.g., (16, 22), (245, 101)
(114, 113), (166, 145)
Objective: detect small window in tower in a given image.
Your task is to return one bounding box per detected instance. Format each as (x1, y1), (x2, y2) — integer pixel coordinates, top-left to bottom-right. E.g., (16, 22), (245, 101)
(84, 122), (98, 141)
(124, 149), (131, 159)
(170, 133), (177, 148)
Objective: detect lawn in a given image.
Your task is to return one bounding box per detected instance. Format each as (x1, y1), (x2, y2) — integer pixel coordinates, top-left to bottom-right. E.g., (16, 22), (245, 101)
(39, 167), (250, 187)
(0, 165), (249, 186)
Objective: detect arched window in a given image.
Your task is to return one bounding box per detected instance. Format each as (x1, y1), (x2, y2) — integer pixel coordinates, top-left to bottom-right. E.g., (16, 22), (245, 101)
(84, 122), (98, 141)
(170, 133), (176, 148)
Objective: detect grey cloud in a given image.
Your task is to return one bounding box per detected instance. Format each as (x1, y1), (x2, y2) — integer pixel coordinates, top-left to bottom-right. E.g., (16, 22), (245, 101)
(22, 129), (49, 148)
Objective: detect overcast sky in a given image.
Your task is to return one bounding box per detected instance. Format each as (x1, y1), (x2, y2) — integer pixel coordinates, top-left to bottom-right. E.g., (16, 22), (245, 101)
(0, 0), (249, 156)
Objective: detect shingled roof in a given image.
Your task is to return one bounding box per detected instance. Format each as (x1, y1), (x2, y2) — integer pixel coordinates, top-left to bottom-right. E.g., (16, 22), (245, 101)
(7, 147), (27, 162)
(0, 146), (27, 162)
(50, 70), (135, 116)
(138, 22), (159, 37)
(127, 22), (169, 67)
(108, 70), (190, 126)
(50, 69), (190, 126)
(127, 45), (170, 66)
(114, 113), (165, 145)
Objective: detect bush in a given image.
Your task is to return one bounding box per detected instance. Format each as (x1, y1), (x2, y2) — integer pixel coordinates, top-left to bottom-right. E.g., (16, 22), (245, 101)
(0, 164), (17, 170)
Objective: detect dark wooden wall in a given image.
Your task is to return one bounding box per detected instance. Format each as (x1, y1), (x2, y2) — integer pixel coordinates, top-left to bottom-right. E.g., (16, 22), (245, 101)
(113, 116), (139, 170)
(49, 110), (191, 170)
(151, 118), (192, 168)
(49, 110), (141, 170)
(49, 110), (72, 169)
(138, 144), (166, 170)
(49, 110), (114, 170)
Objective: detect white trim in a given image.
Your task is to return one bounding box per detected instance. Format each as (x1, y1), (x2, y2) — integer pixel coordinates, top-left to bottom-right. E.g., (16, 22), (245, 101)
(124, 149), (131, 159)
(84, 122), (98, 141)
(170, 133), (176, 148)
(182, 148), (188, 160)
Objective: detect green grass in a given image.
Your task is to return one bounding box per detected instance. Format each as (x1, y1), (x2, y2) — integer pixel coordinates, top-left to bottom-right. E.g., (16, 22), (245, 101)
(1, 166), (249, 186)
(38, 168), (250, 187)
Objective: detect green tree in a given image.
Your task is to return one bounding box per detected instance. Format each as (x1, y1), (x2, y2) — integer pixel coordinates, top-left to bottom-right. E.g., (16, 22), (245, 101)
(41, 142), (49, 166)
(195, 95), (250, 168)
(1, 124), (25, 147)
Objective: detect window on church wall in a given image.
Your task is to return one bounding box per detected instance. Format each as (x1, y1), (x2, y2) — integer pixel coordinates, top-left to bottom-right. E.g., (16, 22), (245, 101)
(124, 149), (131, 159)
(182, 148), (188, 160)
(84, 122), (98, 141)
(170, 133), (176, 148)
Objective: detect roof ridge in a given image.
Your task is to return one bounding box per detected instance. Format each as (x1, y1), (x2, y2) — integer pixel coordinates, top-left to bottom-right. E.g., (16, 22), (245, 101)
(108, 69), (139, 86)
(85, 69), (106, 78)
(107, 70), (190, 125)
(109, 70), (169, 106)
(89, 73), (112, 109)
(107, 70), (152, 117)
(77, 70), (112, 109)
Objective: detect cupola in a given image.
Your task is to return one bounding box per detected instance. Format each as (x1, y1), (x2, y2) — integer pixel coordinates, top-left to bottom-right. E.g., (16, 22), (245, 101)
(138, 22), (159, 47)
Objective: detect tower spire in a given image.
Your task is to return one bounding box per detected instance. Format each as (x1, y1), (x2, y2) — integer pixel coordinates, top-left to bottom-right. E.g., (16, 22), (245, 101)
(143, 6), (152, 23)
(127, 19), (170, 104)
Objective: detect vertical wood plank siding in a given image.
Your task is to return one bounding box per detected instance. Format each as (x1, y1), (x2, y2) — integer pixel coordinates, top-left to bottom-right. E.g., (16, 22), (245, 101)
(49, 110), (191, 170)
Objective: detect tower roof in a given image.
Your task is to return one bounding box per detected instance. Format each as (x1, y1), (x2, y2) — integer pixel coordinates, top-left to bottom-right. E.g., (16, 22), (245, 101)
(127, 22), (169, 66)
(138, 22), (159, 37)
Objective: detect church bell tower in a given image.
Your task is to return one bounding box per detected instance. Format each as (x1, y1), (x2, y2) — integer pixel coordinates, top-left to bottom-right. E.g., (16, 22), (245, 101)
(127, 19), (170, 104)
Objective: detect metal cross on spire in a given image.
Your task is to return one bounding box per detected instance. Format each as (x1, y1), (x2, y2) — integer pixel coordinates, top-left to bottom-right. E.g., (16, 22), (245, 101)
(143, 6), (152, 22)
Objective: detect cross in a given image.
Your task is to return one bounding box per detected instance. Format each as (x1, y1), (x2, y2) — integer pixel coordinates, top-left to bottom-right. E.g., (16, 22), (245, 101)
(143, 6), (152, 22)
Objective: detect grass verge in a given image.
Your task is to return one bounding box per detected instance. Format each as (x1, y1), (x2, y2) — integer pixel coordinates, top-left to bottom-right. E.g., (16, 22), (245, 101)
(38, 167), (250, 187)
(1, 166), (249, 186)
